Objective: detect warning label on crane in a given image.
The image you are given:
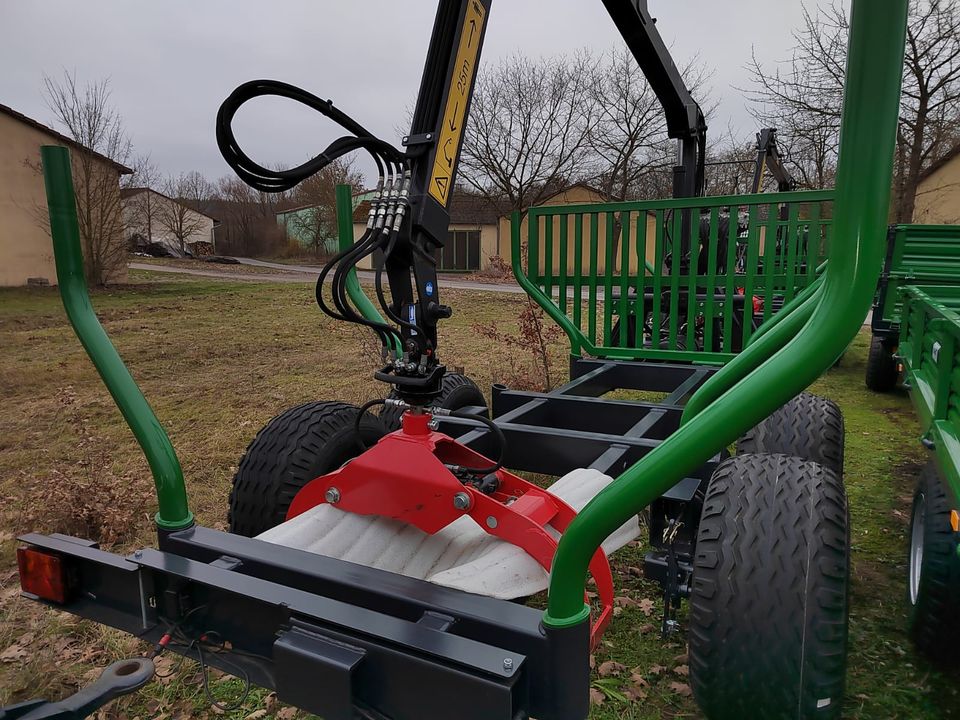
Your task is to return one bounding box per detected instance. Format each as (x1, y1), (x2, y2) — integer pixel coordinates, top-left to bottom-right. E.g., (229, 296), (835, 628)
(428, 1), (486, 206)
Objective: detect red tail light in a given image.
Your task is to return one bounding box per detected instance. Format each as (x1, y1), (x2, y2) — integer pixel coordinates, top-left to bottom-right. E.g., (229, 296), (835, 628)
(17, 546), (69, 604)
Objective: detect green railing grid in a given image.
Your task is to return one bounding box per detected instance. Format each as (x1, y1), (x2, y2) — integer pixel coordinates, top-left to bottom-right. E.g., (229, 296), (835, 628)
(515, 190), (834, 364)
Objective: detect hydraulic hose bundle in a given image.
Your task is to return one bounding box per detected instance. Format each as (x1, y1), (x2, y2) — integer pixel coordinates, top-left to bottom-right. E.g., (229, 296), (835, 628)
(215, 79), (424, 360)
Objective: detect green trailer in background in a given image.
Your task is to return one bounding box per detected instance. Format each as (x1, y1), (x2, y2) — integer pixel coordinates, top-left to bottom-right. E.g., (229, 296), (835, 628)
(866, 224), (960, 390)
(899, 286), (960, 661)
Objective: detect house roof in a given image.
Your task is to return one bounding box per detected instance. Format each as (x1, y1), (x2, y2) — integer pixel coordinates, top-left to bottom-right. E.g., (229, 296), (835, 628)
(121, 186), (219, 221)
(920, 143), (960, 182)
(353, 192), (503, 226)
(0, 102), (134, 175)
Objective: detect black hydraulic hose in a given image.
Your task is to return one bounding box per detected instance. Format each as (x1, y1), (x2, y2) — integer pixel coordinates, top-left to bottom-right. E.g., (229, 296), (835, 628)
(315, 228), (399, 348)
(216, 80), (404, 192)
(374, 227), (426, 338)
(447, 408), (506, 475)
(354, 398), (387, 452)
(332, 224), (390, 325)
(215, 79), (414, 355)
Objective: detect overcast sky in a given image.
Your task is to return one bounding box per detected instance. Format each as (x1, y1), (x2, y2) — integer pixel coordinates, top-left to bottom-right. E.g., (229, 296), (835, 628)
(1, 1), (847, 184)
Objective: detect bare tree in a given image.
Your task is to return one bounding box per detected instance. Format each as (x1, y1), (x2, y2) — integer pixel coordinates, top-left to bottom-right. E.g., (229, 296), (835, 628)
(42, 71), (137, 285)
(123, 158), (161, 248)
(587, 48), (714, 202)
(178, 171), (214, 217)
(746, 0), (960, 219)
(460, 51), (598, 212)
(704, 132), (760, 197)
(286, 158), (363, 256)
(157, 174), (208, 255)
(212, 176), (293, 256)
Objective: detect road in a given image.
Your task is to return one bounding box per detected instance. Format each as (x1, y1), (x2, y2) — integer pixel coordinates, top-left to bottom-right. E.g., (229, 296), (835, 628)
(129, 259), (871, 325)
(130, 258), (525, 294)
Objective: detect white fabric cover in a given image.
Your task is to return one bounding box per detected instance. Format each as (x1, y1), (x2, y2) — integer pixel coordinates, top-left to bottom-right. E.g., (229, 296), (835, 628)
(257, 467), (640, 599)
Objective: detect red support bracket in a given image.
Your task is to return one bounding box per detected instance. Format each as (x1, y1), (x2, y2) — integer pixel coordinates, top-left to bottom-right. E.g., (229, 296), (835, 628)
(287, 411), (615, 647)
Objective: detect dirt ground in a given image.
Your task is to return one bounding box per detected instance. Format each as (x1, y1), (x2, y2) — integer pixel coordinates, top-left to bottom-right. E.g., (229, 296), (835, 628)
(0, 272), (957, 719)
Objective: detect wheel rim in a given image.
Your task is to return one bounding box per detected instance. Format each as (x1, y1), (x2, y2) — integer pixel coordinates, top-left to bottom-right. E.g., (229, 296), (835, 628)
(909, 493), (925, 605)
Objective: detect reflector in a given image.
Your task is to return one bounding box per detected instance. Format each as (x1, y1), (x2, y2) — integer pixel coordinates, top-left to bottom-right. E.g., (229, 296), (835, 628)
(951, 509), (959, 533)
(17, 546), (68, 604)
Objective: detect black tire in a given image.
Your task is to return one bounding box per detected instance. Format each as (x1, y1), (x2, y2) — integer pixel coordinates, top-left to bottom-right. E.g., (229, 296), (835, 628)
(907, 461), (960, 664)
(379, 372), (487, 431)
(865, 334), (898, 392)
(228, 401), (386, 537)
(689, 454), (849, 720)
(737, 392), (845, 477)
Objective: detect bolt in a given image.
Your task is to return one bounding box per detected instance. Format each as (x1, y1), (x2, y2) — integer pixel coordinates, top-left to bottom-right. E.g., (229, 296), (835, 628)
(486, 516), (498, 529)
(133, 550), (142, 559)
(503, 658), (513, 671)
(325, 487), (341, 504)
(453, 492), (472, 511)
(425, 133), (433, 140)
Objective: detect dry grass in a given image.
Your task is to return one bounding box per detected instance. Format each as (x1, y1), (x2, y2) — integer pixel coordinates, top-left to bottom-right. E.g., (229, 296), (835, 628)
(0, 273), (957, 719)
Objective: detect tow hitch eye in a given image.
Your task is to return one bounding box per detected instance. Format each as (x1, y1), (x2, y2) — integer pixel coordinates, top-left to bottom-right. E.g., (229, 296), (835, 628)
(0, 657), (155, 719)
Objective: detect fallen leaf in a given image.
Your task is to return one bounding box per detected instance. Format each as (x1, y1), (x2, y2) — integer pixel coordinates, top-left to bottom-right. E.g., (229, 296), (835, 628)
(263, 693), (278, 712)
(613, 606), (623, 617)
(624, 685), (648, 701)
(648, 665), (666, 675)
(638, 598), (655, 615)
(614, 596), (638, 608)
(627, 566), (643, 577)
(0, 633), (34, 663)
(244, 711), (268, 720)
(0, 645), (27, 663)
(673, 652), (689, 664)
(598, 660), (626, 677)
(669, 681), (693, 697)
(589, 654), (595, 670)
(153, 654), (179, 685)
(674, 664), (689, 677)
(589, 688), (605, 706)
(629, 673), (650, 687)
(638, 623), (656, 634)
(276, 707), (298, 720)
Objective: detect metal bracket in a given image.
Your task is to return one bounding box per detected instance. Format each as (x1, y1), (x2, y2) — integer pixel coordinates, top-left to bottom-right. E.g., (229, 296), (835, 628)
(402, 132), (436, 147)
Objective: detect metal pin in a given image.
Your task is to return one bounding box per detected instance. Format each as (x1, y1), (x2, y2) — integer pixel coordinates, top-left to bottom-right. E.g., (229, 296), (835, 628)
(326, 487), (341, 504)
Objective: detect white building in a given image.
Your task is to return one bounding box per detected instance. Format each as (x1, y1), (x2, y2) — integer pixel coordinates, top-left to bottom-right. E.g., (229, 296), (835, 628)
(121, 187), (217, 256)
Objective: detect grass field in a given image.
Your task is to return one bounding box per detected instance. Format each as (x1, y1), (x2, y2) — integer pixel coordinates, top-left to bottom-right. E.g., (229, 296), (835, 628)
(1, 273), (958, 719)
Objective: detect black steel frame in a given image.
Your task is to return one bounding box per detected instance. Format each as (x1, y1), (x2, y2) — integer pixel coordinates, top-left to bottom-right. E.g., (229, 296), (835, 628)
(436, 358), (725, 612)
(10, 359), (723, 720)
(14, 529), (588, 720)
(870, 225), (902, 344)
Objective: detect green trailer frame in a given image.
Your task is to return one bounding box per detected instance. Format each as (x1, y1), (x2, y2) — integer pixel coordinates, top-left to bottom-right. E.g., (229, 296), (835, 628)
(873, 224), (960, 343)
(34, 0), (908, 635)
(7, 2), (911, 718)
(899, 285), (960, 529)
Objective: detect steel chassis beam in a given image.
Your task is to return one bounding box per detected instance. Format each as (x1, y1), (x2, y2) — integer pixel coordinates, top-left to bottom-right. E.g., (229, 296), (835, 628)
(16, 529), (589, 720)
(438, 358), (719, 480)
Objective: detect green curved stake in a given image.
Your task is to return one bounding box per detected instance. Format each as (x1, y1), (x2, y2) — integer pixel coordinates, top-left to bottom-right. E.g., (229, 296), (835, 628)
(41, 146), (193, 531)
(544, 0), (909, 626)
